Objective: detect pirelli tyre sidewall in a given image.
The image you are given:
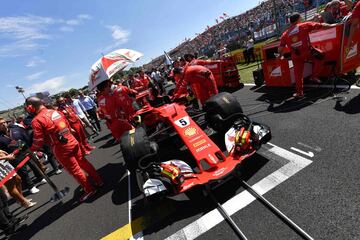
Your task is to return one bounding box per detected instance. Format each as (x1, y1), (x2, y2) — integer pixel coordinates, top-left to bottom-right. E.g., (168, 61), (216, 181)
(120, 127), (152, 173)
(204, 92), (243, 132)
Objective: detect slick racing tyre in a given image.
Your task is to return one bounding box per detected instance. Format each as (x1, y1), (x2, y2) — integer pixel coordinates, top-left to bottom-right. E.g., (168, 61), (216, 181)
(120, 127), (158, 173)
(204, 92), (243, 132)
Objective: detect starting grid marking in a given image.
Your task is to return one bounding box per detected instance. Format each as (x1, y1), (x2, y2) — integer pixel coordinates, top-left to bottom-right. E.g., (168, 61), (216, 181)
(165, 142), (313, 240)
(101, 142), (313, 240)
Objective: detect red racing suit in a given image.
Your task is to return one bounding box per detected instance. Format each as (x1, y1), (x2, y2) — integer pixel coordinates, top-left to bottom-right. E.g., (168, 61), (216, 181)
(352, 1), (360, 19)
(58, 104), (93, 153)
(280, 22), (324, 95)
(30, 108), (102, 193)
(174, 65), (219, 104)
(138, 74), (151, 88)
(129, 78), (147, 92)
(100, 86), (137, 140)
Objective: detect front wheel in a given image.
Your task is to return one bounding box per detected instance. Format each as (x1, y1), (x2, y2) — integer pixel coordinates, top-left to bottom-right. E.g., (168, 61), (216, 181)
(203, 92), (243, 132)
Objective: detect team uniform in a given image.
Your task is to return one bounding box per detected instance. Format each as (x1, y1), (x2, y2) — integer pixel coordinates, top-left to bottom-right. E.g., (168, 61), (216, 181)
(30, 108), (102, 194)
(174, 65), (218, 104)
(98, 86), (137, 140)
(280, 22), (324, 96)
(58, 104), (94, 154)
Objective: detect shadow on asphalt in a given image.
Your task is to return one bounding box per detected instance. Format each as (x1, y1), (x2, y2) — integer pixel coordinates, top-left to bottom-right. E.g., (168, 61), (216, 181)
(99, 138), (118, 149)
(9, 162), (127, 240)
(250, 86), (335, 115)
(93, 133), (113, 143)
(334, 93), (360, 114)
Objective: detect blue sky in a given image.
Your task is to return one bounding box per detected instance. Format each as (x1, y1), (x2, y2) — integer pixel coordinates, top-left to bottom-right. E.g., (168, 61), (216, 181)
(0, 0), (258, 110)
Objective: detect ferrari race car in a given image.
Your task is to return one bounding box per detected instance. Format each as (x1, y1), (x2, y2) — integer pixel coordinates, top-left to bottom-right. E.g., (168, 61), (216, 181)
(120, 92), (271, 200)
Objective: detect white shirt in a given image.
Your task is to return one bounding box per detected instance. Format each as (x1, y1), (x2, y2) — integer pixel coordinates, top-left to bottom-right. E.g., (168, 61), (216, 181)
(246, 39), (254, 50)
(71, 99), (87, 119)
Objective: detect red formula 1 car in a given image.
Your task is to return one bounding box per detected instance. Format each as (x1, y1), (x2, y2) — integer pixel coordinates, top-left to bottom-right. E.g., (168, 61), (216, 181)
(255, 15), (360, 87)
(120, 92), (271, 200)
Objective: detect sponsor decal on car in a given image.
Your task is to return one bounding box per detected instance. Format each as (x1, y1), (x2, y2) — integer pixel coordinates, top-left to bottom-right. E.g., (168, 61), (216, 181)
(184, 127), (197, 137)
(175, 116), (190, 128)
(213, 167), (227, 177)
(195, 143), (211, 152)
(208, 154), (217, 164)
(193, 139), (207, 147)
(189, 135), (203, 143)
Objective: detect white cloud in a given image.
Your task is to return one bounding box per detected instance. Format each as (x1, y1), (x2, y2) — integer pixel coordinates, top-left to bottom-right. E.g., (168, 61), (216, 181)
(27, 76), (66, 94)
(0, 15), (55, 40)
(66, 19), (80, 25)
(26, 56), (46, 67)
(0, 15), (57, 58)
(101, 25), (130, 52)
(64, 14), (92, 26)
(0, 14), (92, 58)
(107, 25), (130, 42)
(26, 71), (46, 81)
(77, 14), (92, 20)
(60, 26), (74, 32)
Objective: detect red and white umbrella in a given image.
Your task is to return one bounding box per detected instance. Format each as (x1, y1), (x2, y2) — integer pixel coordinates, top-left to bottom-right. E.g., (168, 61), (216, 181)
(88, 49), (143, 90)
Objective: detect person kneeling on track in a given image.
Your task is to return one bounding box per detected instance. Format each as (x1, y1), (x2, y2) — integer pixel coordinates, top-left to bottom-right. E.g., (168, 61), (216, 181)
(172, 65), (219, 106)
(25, 97), (103, 202)
(96, 80), (137, 142)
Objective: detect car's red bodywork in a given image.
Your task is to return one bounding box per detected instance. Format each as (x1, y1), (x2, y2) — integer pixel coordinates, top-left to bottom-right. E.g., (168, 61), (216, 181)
(150, 103), (256, 193)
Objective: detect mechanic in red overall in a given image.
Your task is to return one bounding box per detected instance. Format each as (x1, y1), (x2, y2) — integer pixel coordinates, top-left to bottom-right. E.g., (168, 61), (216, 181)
(56, 97), (95, 155)
(172, 65), (219, 105)
(96, 80), (137, 141)
(26, 97), (102, 202)
(137, 69), (151, 88)
(347, 0), (360, 50)
(128, 73), (147, 92)
(279, 12), (336, 98)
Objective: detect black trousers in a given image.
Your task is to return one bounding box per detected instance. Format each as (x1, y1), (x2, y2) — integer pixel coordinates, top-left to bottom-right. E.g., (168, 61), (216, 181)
(0, 188), (13, 230)
(41, 145), (59, 171)
(86, 108), (101, 131)
(246, 47), (255, 64)
(10, 158), (35, 190)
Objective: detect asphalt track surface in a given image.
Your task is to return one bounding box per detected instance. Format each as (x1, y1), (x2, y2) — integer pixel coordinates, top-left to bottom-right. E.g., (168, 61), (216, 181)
(3, 85), (360, 240)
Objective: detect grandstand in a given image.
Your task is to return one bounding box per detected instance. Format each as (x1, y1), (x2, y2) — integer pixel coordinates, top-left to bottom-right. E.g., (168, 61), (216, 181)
(143, 0), (332, 69)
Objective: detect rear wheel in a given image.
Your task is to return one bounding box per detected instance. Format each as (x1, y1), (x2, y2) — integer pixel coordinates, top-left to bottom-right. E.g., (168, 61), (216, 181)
(203, 92), (243, 132)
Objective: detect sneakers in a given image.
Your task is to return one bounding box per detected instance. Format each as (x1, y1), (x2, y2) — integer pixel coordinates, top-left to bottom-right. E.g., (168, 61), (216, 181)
(29, 186), (40, 194)
(22, 200), (37, 209)
(79, 190), (97, 202)
(55, 169), (63, 175)
(293, 92), (304, 99)
(40, 178), (47, 184)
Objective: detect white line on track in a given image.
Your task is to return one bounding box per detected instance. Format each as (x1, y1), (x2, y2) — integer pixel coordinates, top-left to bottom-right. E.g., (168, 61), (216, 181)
(244, 83), (360, 89)
(128, 170), (144, 240)
(290, 147), (315, 158)
(165, 142), (313, 240)
(297, 142), (322, 152)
